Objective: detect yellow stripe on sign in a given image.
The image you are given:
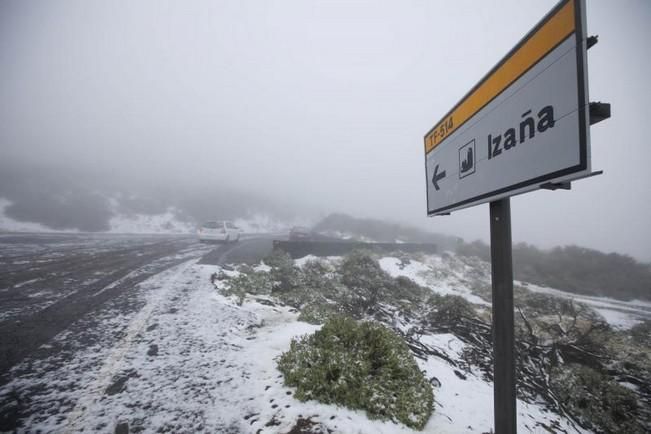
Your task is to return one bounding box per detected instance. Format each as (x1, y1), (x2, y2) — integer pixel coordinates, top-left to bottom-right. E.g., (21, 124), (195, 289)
(425, 0), (576, 154)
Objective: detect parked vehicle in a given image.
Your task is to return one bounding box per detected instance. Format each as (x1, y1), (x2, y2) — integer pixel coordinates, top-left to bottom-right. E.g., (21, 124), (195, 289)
(198, 221), (241, 243)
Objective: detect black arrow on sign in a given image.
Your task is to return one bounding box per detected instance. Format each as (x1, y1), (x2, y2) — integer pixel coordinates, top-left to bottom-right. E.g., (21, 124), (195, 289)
(431, 164), (446, 191)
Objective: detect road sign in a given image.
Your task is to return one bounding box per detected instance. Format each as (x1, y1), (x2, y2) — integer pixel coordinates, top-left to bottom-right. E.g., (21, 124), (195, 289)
(422, 1), (608, 433)
(424, 0), (590, 216)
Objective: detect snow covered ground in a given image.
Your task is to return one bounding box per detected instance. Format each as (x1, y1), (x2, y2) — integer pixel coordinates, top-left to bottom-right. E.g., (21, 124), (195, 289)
(316, 230), (377, 242)
(3, 252), (596, 433)
(109, 211), (309, 236)
(521, 281), (651, 329)
(4, 244), (648, 432)
(107, 208), (195, 234)
(378, 252), (651, 329)
(233, 213), (313, 235)
(379, 255), (490, 306)
(416, 333), (579, 434)
(0, 197), (300, 236)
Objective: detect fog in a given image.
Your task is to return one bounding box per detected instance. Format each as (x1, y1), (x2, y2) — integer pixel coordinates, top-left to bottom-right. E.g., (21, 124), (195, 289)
(1, 0), (650, 260)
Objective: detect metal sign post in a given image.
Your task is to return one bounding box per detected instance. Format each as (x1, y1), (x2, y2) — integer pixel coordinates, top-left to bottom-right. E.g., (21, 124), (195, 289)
(489, 198), (516, 434)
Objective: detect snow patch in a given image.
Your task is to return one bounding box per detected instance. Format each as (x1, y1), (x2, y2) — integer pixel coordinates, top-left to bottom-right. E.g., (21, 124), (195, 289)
(416, 334), (584, 434)
(253, 262), (272, 273)
(318, 230), (377, 242)
(0, 197), (193, 234)
(294, 255), (342, 268)
(594, 308), (643, 330)
(108, 208), (194, 234)
(233, 213), (313, 235)
(523, 281), (651, 329)
(379, 256), (490, 306)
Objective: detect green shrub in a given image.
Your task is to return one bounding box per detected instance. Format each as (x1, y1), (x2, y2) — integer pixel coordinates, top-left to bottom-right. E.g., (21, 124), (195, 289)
(390, 276), (431, 305)
(515, 292), (565, 316)
(277, 316), (433, 430)
(630, 320), (651, 346)
(237, 264), (255, 275)
(515, 292), (599, 323)
(275, 284), (323, 310)
(265, 249), (300, 293)
(301, 260), (338, 292)
(550, 364), (643, 433)
(223, 271), (273, 305)
(261, 257), (344, 312)
(427, 294), (476, 325)
(264, 248), (293, 268)
(297, 302), (341, 325)
(340, 251), (392, 314)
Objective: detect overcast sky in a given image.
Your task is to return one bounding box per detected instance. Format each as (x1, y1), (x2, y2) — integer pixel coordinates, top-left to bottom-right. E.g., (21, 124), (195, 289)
(1, 0), (650, 260)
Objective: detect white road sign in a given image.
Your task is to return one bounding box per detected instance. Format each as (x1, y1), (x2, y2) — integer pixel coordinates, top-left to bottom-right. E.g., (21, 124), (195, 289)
(425, 0), (591, 216)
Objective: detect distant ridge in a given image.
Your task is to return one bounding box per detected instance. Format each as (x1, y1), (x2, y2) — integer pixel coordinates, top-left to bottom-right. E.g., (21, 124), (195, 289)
(312, 213), (460, 250)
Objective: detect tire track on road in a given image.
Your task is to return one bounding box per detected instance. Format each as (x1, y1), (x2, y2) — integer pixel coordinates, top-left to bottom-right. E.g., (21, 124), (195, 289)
(64, 259), (197, 432)
(0, 239), (201, 384)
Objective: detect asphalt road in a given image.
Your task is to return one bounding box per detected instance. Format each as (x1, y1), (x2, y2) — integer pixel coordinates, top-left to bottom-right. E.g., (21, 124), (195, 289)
(0, 233), (276, 389)
(198, 235), (279, 266)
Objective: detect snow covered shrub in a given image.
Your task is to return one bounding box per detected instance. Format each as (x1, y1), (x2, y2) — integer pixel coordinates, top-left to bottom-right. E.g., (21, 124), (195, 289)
(265, 249), (300, 293)
(300, 259), (342, 298)
(264, 248), (294, 268)
(297, 259), (351, 306)
(297, 303), (340, 325)
(516, 292), (601, 324)
(277, 316), (433, 430)
(516, 291), (568, 316)
(630, 319), (651, 346)
(223, 271), (273, 305)
(514, 292), (611, 350)
(389, 276), (431, 306)
(210, 270), (230, 284)
(272, 264), (333, 310)
(340, 251), (393, 315)
(550, 363), (643, 433)
(426, 294), (476, 326)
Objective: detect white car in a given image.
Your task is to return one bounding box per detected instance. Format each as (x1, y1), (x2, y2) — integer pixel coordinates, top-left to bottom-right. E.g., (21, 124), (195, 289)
(197, 220), (241, 243)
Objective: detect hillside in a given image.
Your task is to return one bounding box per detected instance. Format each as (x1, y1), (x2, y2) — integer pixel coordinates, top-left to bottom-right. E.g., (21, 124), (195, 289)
(313, 213), (459, 249)
(311, 214), (651, 302)
(457, 241), (651, 301)
(210, 249), (650, 432)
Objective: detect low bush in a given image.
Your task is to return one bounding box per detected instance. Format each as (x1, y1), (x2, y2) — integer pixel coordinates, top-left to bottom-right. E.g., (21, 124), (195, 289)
(265, 249), (301, 293)
(630, 320), (651, 346)
(389, 276), (431, 305)
(340, 251), (393, 315)
(426, 294), (476, 326)
(223, 271), (273, 305)
(297, 302), (341, 325)
(277, 316), (433, 430)
(550, 363), (643, 433)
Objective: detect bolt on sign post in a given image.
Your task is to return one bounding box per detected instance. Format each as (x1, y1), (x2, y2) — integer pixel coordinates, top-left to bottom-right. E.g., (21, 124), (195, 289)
(422, 0), (608, 432)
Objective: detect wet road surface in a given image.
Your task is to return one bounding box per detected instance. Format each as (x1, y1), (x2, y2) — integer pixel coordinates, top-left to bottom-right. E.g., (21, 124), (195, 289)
(0, 234), (217, 384)
(0, 233), (286, 431)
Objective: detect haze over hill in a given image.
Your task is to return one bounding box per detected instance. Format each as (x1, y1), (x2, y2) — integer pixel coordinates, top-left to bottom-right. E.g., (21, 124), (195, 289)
(0, 162), (306, 232)
(1, 0), (650, 261)
(4, 178), (649, 304)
